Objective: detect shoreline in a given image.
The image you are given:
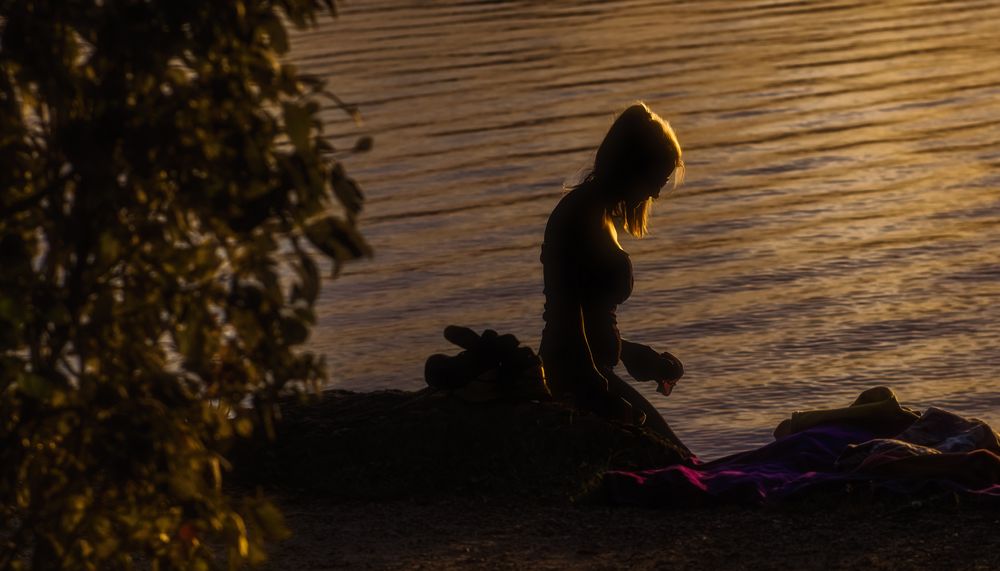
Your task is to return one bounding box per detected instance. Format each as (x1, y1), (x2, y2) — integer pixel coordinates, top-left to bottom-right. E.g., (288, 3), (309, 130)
(230, 387), (690, 502)
(260, 492), (1000, 570)
(233, 388), (1000, 570)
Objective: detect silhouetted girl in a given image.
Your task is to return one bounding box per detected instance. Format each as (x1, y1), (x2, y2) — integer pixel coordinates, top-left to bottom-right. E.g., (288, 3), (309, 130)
(539, 101), (685, 439)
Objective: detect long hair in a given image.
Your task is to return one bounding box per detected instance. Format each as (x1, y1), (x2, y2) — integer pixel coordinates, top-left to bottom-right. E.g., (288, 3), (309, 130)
(563, 101), (684, 238)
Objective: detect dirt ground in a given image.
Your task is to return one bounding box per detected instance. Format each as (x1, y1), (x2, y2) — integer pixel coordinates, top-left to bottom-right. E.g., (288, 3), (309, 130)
(236, 390), (1000, 570)
(261, 494), (1000, 570)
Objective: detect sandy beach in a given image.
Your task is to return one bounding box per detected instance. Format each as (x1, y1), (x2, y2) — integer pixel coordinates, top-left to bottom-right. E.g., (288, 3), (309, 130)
(262, 494), (1000, 570)
(233, 389), (1000, 570)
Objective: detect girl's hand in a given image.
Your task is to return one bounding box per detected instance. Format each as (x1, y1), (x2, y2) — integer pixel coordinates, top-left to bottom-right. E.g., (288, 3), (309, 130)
(622, 343), (684, 393)
(622, 343), (682, 381)
(658, 350), (684, 382)
(654, 351), (683, 396)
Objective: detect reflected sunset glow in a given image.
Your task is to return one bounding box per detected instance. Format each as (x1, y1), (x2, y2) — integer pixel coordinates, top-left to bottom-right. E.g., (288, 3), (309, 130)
(294, 0), (1000, 458)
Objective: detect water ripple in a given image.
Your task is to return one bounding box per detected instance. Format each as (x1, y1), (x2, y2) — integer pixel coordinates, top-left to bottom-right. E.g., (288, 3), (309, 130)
(294, 0), (1000, 459)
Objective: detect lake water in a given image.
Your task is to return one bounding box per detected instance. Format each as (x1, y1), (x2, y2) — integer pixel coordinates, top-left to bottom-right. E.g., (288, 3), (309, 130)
(291, 0), (1000, 459)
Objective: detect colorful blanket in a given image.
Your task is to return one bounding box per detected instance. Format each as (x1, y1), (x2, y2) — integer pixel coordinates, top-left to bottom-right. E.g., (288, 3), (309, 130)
(604, 387), (1000, 506)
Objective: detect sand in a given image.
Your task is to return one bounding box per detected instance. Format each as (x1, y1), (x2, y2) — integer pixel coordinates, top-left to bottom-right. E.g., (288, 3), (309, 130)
(232, 390), (1000, 570)
(262, 494), (1000, 570)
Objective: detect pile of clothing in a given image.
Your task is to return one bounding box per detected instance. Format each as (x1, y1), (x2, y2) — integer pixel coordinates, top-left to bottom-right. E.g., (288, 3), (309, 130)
(424, 325), (552, 402)
(604, 386), (1000, 506)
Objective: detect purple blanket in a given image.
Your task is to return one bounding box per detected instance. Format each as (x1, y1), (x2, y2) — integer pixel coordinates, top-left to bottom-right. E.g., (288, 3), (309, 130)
(604, 392), (1000, 507)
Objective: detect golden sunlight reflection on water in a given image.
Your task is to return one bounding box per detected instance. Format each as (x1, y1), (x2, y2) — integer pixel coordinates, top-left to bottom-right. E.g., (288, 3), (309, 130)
(293, 0), (1000, 458)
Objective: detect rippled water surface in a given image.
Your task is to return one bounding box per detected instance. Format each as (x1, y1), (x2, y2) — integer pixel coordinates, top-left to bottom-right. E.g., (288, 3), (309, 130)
(293, 0), (1000, 458)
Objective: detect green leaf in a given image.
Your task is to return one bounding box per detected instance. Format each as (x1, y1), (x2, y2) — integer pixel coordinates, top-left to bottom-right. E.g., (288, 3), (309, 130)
(322, 0), (339, 18)
(279, 315), (308, 345)
(304, 215), (372, 276)
(252, 499), (291, 541)
(353, 135), (373, 152)
(330, 162), (364, 218)
(264, 16), (290, 54)
(283, 102), (312, 154)
(97, 231), (122, 266)
(17, 372), (51, 401)
(292, 246), (320, 303)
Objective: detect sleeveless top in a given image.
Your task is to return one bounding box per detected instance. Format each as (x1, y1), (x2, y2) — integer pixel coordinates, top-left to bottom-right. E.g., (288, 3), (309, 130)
(539, 233), (633, 371)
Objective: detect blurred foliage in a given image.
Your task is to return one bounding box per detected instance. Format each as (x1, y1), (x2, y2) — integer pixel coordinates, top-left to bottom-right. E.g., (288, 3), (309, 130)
(0, 0), (372, 568)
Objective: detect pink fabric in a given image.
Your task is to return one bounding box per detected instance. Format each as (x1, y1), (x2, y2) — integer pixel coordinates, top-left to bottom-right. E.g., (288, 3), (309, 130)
(605, 406), (1000, 507)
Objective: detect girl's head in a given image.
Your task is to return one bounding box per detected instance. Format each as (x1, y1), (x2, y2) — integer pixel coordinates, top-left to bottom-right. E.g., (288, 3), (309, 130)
(590, 101), (684, 237)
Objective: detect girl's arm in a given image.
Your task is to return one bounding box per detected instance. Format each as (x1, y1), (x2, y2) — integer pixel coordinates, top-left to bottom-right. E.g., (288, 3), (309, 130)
(569, 304), (611, 394)
(620, 338), (684, 384)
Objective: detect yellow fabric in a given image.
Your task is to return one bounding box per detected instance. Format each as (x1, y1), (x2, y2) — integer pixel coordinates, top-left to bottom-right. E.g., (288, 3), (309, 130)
(773, 386), (921, 439)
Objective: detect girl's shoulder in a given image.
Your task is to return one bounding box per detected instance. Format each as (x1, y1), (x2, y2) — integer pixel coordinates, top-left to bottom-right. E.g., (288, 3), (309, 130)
(544, 187), (608, 249)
